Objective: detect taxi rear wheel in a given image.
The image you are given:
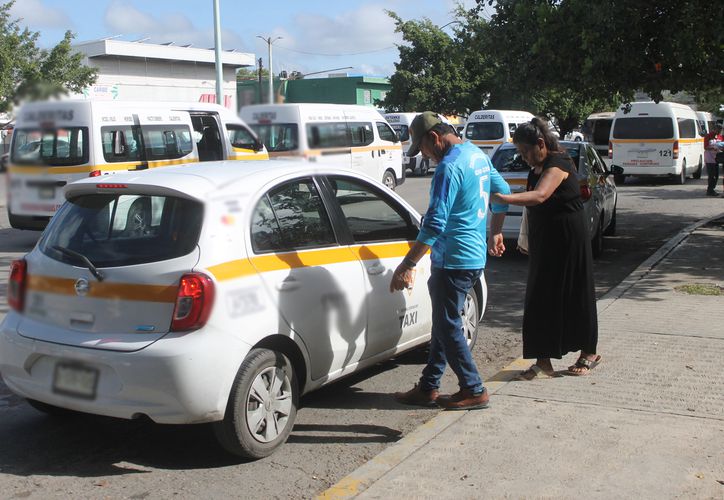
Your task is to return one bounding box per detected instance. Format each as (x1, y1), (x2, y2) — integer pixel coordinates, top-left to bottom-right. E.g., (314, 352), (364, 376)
(382, 170), (396, 190)
(214, 348), (298, 459)
(462, 288), (479, 349)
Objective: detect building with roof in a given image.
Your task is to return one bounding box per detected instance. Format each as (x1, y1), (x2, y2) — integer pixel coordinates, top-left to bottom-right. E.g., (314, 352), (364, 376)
(73, 39), (254, 110)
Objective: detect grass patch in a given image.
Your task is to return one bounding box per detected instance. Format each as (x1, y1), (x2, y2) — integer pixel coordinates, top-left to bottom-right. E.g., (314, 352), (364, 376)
(674, 284), (723, 296)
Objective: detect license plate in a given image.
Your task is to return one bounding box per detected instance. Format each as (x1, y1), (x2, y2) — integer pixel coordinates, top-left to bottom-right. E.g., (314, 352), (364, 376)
(53, 362), (98, 399)
(38, 186), (55, 199)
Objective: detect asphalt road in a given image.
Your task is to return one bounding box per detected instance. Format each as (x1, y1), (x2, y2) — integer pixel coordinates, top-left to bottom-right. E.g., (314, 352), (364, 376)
(1, 170), (723, 499)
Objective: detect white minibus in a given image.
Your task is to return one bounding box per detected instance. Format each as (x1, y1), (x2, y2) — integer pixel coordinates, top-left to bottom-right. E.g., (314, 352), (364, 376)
(609, 102), (704, 185)
(241, 103), (404, 189)
(7, 100), (267, 229)
(462, 110), (535, 158)
(582, 111), (615, 167)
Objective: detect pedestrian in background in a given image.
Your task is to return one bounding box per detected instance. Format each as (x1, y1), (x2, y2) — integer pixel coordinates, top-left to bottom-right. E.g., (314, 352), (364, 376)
(390, 111), (510, 410)
(493, 117), (600, 379)
(704, 124), (722, 197)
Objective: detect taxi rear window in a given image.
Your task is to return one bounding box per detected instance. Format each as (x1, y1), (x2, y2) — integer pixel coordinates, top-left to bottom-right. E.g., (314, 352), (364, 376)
(39, 193), (202, 267)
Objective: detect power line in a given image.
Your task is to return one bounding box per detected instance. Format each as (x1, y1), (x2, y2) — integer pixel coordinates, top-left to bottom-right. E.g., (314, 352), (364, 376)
(274, 44), (396, 57)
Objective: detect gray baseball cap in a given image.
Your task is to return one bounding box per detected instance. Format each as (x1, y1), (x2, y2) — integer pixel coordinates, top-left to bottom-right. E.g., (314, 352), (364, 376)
(407, 111), (445, 157)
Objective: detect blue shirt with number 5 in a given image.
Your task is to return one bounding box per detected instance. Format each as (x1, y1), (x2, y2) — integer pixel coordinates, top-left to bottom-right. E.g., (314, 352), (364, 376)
(417, 141), (510, 269)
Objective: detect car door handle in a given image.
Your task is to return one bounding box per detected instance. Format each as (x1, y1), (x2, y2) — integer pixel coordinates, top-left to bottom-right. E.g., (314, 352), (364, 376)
(366, 264), (385, 275)
(276, 279), (300, 291)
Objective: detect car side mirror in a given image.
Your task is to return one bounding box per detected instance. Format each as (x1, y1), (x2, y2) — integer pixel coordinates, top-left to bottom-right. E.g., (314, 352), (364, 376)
(611, 165), (624, 176)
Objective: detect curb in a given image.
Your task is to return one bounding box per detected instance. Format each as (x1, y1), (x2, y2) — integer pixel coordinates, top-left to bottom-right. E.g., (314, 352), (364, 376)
(316, 212), (724, 500)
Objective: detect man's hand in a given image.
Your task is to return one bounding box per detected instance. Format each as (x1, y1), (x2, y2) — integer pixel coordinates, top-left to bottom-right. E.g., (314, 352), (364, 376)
(390, 264), (416, 292)
(488, 232), (505, 257)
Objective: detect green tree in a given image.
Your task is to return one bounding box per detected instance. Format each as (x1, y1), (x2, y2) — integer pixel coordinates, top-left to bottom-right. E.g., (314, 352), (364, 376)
(0, 1), (96, 113)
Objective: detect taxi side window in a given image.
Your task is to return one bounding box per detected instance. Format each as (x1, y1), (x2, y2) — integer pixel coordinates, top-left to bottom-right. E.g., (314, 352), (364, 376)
(251, 179), (336, 253)
(102, 125), (142, 163)
(328, 176), (418, 243)
(226, 124), (257, 150)
(586, 146), (605, 175)
(376, 122), (398, 143)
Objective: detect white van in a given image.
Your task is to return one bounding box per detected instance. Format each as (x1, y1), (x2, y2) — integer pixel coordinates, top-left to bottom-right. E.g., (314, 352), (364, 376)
(7, 100), (267, 230)
(582, 112), (615, 167)
(609, 102), (705, 185)
(384, 112), (429, 176)
(241, 103), (404, 189)
(696, 111), (718, 135)
(463, 110), (535, 158)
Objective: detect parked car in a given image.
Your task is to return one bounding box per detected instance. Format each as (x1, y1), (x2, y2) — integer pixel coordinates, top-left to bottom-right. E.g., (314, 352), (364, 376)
(490, 141), (617, 257)
(0, 160), (488, 459)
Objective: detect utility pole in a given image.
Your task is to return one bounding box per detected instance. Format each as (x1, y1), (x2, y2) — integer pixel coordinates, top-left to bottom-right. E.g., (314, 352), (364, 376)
(212, 0), (224, 106)
(257, 57), (263, 104)
(256, 35), (282, 104)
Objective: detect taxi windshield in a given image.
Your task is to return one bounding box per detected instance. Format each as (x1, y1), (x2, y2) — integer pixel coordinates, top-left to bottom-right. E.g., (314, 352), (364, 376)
(39, 193), (203, 267)
(11, 127), (89, 166)
(465, 122), (504, 140)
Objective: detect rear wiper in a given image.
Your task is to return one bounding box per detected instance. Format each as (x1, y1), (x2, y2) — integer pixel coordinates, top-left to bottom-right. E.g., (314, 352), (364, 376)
(52, 245), (105, 282)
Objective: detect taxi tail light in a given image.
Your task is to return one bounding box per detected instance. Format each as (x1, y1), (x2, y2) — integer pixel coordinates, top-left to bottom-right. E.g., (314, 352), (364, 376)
(608, 141), (613, 159)
(8, 259), (27, 312)
(580, 184), (592, 201)
(89, 170), (101, 177)
(170, 273), (215, 332)
(673, 140), (679, 159)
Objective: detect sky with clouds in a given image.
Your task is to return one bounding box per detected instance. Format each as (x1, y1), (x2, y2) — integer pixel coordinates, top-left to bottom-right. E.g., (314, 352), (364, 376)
(8, 0), (486, 78)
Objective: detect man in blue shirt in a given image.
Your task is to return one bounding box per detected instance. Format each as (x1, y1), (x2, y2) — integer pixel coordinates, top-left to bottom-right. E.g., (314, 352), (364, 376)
(390, 112), (510, 410)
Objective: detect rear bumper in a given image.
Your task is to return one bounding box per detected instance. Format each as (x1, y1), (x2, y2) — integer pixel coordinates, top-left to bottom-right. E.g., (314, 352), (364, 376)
(613, 165), (679, 176)
(0, 313), (250, 424)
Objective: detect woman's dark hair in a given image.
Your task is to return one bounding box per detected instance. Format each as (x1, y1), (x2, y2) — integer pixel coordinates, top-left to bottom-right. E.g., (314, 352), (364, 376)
(512, 116), (561, 152)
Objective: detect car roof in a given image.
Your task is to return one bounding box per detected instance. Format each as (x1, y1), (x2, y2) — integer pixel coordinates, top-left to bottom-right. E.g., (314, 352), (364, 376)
(65, 160), (375, 202)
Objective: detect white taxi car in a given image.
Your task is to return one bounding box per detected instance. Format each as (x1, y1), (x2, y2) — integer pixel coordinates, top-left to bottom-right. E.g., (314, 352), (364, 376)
(0, 160), (487, 459)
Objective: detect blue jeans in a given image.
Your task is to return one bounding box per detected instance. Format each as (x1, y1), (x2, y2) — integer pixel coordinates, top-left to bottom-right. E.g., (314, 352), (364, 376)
(419, 267), (484, 394)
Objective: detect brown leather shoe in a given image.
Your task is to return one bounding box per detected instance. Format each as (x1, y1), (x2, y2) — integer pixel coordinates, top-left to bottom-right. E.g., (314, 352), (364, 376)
(393, 384), (439, 407)
(436, 388), (489, 410)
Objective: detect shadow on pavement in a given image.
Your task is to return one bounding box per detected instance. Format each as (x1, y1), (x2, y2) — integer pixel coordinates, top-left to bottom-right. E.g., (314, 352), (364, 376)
(288, 423), (402, 444)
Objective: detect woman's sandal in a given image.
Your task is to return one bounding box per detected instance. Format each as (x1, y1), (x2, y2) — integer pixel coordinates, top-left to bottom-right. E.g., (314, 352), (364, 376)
(567, 355), (602, 376)
(516, 364), (555, 381)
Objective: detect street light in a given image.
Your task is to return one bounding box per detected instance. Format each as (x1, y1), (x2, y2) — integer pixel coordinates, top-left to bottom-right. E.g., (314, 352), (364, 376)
(257, 35), (283, 104)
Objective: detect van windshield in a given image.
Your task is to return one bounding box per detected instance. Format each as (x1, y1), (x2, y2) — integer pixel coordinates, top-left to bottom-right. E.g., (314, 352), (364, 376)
(39, 193), (203, 267)
(465, 122), (504, 140)
(11, 128), (89, 166)
(391, 124), (409, 142)
(613, 117), (674, 139)
(251, 123), (299, 152)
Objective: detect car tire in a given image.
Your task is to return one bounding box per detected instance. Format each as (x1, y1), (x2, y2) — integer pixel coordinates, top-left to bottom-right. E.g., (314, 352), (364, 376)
(613, 174), (625, 185)
(462, 287), (479, 350)
(591, 215), (604, 258)
(677, 160), (686, 185)
(26, 399), (80, 417)
(603, 205), (617, 236)
(692, 156), (703, 180)
(382, 170), (396, 190)
(213, 348), (298, 460)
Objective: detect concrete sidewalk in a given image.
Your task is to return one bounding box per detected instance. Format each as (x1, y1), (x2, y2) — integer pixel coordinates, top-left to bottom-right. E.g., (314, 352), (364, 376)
(320, 214), (724, 499)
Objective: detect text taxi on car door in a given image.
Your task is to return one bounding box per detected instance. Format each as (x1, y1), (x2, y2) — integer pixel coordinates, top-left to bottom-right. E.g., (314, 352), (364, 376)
(7, 100), (267, 230)
(0, 161), (487, 459)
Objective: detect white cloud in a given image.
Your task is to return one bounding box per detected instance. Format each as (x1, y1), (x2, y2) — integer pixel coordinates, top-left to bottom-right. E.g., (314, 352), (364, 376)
(103, 0), (245, 50)
(9, 0), (73, 29)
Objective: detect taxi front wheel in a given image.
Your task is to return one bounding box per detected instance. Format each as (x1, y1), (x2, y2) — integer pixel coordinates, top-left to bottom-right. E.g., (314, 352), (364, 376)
(214, 348), (298, 459)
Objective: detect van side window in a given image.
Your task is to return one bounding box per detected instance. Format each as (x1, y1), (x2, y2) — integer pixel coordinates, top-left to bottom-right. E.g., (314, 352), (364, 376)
(141, 125), (193, 161)
(307, 122), (350, 149)
(376, 122), (398, 143)
(391, 124), (409, 142)
(677, 118), (696, 139)
(226, 124), (257, 150)
(349, 122), (374, 147)
(102, 126), (142, 163)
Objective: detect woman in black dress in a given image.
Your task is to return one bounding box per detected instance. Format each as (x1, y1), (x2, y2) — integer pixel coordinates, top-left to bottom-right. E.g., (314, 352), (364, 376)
(494, 118), (601, 378)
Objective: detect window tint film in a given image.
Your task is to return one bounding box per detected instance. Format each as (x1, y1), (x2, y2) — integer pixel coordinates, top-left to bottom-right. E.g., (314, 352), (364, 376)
(328, 176), (418, 243)
(226, 124), (258, 150)
(349, 122), (374, 147)
(376, 122), (398, 142)
(677, 118), (696, 139)
(465, 122), (504, 140)
(102, 125), (143, 163)
(39, 194), (202, 267)
(491, 147), (530, 172)
(141, 125), (194, 161)
(11, 127), (89, 166)
(251, 123), (299, 152)
(591, 119), (613, 146)
(307, 122), (350, 149)
(613, 117), (674, 139)
(251, 179), (336, 253)
(391, 124), (409, 142)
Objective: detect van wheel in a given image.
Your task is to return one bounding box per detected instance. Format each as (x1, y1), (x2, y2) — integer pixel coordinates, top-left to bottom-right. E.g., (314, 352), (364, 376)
(462, 287), (479, 350)
(677, 160), (686, 185)
(213, 349), (298, 459)
(692, 157), (703, 180)
(591, 215), (604, 258)
(603, 205), (616, 236)
(382, 170), (396, 190)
